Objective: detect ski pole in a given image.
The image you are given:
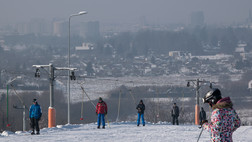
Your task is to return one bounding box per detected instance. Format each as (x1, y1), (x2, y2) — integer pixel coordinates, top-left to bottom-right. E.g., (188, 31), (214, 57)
(81, 86), (96, 108)
(81, 86), (110, 128)
(106, 115), (110, 128)
(197, 127), (204, 142)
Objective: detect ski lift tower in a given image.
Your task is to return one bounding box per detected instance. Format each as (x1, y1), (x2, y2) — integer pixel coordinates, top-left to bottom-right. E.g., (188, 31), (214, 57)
(11, 83), (26, 131)
(6, 76), (22, 127)
(33, 63), (77, 128)
(186, 79), (213, 125)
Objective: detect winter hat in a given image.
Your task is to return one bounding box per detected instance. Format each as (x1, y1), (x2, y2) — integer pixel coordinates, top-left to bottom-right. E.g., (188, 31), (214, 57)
(99, 97), (103, 101)
(140, 100), (143, 103)
(203, 88), (222, 104)
(33, 99), (37, 103)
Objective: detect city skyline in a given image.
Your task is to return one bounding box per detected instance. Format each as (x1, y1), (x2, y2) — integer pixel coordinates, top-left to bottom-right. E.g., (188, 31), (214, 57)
(0, 0), (252, 26)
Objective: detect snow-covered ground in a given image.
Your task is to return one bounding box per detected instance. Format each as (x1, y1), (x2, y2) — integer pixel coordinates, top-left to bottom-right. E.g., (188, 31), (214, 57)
(1, 122), (251, 142)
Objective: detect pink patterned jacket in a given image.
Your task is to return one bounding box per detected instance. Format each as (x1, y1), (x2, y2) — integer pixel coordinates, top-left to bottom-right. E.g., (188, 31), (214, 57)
(203, 97), (241, 142)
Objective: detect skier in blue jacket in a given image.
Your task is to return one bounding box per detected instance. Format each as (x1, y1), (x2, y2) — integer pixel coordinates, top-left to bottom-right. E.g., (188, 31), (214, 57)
(29, 99), (42, 135)
(136, 100), (145, 126)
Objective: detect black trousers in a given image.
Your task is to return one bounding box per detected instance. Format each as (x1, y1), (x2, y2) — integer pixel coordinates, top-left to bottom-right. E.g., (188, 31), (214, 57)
(30, 118), (40, 132)
(172, 116), (179, 125)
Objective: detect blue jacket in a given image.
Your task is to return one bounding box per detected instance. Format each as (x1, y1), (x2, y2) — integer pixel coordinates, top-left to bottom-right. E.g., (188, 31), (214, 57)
(29, 103), (42, 119)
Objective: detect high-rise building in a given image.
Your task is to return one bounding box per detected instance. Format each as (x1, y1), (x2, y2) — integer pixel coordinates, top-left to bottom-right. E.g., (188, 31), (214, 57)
(53, 21), (68, 37)
(190, 11), (205, 27)
(247, 9), (252, 23)
(80, 21), (100, 40)
(15, 18), (50, 35)
(29, 18), (47, 34)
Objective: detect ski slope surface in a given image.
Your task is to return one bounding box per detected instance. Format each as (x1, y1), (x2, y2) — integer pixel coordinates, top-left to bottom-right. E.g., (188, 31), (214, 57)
(1, 122), (251, 142)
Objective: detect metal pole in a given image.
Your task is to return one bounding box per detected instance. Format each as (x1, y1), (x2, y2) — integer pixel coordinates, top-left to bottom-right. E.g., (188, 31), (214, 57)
(67, 11), (87, 124)
(68, 16), (71, 124)
(48, 63), (56, 128)
(196, 79), (199, 106)
(6, 84), (9, 125)
(195, 79), (200, 125)
(116, 90), (121, 122)
(49, 64), (54, 107)
(23, 105), (26, 131)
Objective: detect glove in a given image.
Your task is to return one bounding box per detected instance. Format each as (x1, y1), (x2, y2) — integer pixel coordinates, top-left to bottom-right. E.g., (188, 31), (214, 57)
(201, 120), (208, 125)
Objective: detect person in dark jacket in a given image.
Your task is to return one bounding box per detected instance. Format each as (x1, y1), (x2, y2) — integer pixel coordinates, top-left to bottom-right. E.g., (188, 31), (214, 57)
(171, 103), (179, 125)
(96, 97), (108, 129)
(199, 107), (206, 125)
(136, 100), (145, 126)
(29, 99), (42, 135)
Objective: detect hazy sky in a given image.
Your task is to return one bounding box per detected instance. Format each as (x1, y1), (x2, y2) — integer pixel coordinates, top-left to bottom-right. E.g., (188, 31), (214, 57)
(0, 0), (252, 25)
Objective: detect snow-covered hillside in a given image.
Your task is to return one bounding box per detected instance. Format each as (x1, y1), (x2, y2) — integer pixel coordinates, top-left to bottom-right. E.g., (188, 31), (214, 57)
(1, 122), (252, 142)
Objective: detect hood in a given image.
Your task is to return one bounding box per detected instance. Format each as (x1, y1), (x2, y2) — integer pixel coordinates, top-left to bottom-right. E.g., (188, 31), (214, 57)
(212, 97), (233, 110)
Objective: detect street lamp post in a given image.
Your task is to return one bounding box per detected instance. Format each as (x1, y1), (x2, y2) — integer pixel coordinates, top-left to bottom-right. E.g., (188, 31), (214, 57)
(68, 11), (87, 124)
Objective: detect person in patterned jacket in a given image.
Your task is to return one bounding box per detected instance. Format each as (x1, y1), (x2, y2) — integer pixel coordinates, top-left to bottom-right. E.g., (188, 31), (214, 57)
(96, 97), (108, 129)
(202, 88), (241, 142)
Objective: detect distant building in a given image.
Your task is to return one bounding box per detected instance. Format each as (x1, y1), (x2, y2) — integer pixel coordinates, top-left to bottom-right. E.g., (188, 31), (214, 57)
(169, 51), (180, 58)
(247, 9), (252, 26)
(29, 18), (48, 34)
(234, 41), (247, 59)
(193, 54), (233, 60)
(53, 21), (68, 37)
(80, 21), (100, 40)
(15, 18), (49, 35)
(169, 51), (191, 60)
(190, 11), (205, 27)
(0, 40), (9, 51)
(248, 80), (252, 89)
(237, 9), (252, 29)
(75, 43), (94, 51)
(15, 23), (29, 34)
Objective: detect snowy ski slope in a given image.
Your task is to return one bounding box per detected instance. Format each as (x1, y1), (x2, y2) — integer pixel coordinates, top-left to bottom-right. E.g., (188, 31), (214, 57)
(1, 122), (252, 142)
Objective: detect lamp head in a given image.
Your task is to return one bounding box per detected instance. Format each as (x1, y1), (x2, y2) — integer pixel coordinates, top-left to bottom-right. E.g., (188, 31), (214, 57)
(79, 11), (87, 15)
(187, 81), (190, 87)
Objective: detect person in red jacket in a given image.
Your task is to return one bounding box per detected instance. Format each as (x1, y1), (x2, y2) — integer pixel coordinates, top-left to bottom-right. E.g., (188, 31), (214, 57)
(96, 97), (108, 129)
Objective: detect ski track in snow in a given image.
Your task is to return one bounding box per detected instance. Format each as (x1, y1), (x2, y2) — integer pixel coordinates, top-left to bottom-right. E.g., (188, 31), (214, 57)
(1, 122), (251, 142)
